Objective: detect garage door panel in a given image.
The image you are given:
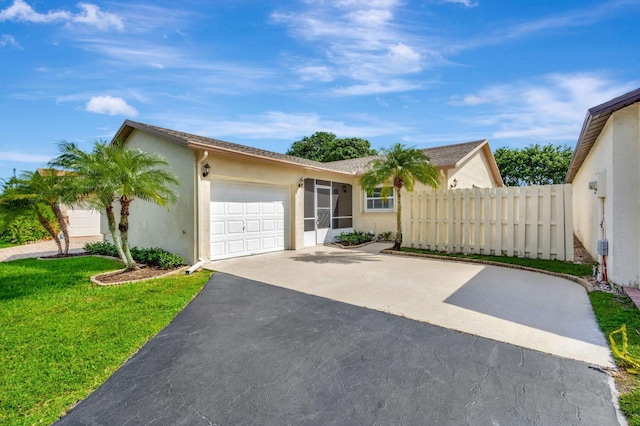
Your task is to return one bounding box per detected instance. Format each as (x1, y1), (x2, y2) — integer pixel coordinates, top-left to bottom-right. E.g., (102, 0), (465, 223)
(245, 220), (260, 232)
(262, 237), (276, 249)
(262, 219), (276, 232)
(246, 238), (261, 251)
(261, 203), (276, 214)
(210, 181), (288, 260)
(211, 203), (225, 215)
(228, 202), (244, 215)
(246, 203), (261, 215)
(211, 221), (225, 235)
(228, 221), (244, 234)
(228, 240), (244, 254)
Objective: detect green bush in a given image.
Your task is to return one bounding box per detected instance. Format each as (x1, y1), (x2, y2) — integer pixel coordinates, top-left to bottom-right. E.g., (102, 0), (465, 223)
(1, 216), (51, 244)
(84, 242), (185, 269)
(377, 231), (392, 241)
(335, 230), (375, 246)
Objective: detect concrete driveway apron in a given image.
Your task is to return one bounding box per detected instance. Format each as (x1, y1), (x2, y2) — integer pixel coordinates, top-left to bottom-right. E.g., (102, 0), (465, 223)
(210, 243), (613, 368)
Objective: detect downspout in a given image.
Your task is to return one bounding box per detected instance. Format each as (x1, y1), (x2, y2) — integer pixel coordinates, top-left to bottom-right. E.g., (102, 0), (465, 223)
(187, 150), (208, 274)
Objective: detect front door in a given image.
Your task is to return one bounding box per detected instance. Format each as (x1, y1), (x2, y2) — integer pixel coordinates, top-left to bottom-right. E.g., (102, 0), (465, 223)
(315, 185), (331, 243)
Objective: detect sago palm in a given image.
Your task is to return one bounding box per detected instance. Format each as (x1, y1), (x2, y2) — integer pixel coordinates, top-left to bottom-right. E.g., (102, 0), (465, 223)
(359, 143), (439, 250)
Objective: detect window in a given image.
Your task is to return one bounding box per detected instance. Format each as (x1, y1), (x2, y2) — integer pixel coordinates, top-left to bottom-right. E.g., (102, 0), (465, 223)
(364, 187), (395, 211)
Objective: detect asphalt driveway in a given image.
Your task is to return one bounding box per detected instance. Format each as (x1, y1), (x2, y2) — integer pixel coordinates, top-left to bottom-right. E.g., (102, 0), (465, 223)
(57, 273), (621, 425)
(210, 243), (613, 367)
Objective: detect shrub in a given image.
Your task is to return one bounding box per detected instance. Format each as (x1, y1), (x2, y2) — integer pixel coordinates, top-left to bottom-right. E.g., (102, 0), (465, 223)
(83, 242), (185, 269)
(1, 216), (51, 244)
(377, 231), (392, 241)
(335, 230), (375, 246)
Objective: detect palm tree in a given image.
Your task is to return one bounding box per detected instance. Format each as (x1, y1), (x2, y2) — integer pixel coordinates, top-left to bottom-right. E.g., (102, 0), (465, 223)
(108, 141), (179, 270)
(0, 176), (62, 253)
(53, 140), (179, 271)
(359, 143), (439, 250)
(0, 171), (75, 255)
(33, 169), (75, 255)
(52, 141), (128, 263)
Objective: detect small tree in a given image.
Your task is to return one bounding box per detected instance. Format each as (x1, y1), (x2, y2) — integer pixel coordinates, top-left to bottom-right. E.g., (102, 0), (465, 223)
(287, 132), (377, 162)
(0, 172), (72, 254)
(494, 143), (573, 186)
(359, 144), (439, 250)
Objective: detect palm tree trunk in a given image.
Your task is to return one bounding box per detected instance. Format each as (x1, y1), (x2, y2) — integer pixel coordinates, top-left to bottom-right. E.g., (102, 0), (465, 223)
(394, 188), (402, 250)
(105, 204), (127, 264)
(118, 197), (138, 271)
(51, 203), (70, 255)
(36, 209), (62, 255)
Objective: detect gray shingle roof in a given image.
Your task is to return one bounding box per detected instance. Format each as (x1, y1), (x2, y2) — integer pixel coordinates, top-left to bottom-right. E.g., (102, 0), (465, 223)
(325, 140), (488, 172)
(115, 120), (490, 176)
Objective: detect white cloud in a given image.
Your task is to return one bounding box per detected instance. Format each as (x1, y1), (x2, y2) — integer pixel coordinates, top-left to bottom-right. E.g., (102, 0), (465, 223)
(85, 96), (138, 116)
(71, 3), (124, 31)
(0, 34), (21, 48)
(332, 80), (422, 96)
(451, 73), (637, 143)
(271, 0), (433, 94)
(153, 111), (408, 142)
(0, 151), (52, 163)
(0, 0), (123, 31)
(441, 0), (478, 7)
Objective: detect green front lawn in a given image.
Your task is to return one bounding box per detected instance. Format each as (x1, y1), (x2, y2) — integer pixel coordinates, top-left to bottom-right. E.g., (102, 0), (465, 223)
(590, 291), (640, 425)
(400, 247), (593, 277)
(0, 257), (210, 425)
(0, 239), (15, 249)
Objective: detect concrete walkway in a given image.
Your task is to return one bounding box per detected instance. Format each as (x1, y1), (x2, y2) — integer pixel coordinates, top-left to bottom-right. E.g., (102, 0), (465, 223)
(0, 236), (102, 262)
(209, 243), (613, 368)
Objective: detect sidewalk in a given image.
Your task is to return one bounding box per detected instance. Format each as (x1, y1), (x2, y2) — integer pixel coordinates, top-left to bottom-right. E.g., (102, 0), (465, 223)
(0, 236), (102, 262)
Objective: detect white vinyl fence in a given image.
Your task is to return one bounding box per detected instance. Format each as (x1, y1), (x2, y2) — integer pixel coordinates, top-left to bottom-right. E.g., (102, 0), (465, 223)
(404, 184), (574, 261)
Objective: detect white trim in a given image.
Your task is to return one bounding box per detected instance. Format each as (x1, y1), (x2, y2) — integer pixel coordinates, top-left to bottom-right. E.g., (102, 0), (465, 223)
(363, 187), (396, 212)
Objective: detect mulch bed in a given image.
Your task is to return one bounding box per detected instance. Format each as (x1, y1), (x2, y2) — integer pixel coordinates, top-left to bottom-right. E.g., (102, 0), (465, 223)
(94, 266), (184, 284)
(40, 252), (91, 259)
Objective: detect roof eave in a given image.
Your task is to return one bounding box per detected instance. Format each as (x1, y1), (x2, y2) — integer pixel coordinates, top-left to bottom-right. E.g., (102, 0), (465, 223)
(184, 141), (356, 176)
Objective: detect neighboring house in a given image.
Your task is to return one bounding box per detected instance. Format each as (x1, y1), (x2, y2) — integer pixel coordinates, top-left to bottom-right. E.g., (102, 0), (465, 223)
(108, 120), (503, 263)
(35, 168), (101, 238)
(566, 87), (640, 286)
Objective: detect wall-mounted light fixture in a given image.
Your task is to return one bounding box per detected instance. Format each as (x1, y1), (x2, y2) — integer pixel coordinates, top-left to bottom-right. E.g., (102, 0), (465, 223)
(298, 177), (305, 188)
(449, 178), (458, 189)
(202, 163), (211, 177)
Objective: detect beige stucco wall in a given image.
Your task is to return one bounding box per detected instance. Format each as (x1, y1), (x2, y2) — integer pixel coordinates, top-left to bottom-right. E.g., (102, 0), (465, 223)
(101, 130), (198, 263)
(572, 104), (640, 286)
(447, 150), (499, 189)
(352, 149), (500, 236)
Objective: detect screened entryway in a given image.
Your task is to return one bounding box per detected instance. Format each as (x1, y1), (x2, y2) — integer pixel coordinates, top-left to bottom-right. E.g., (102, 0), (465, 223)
(303, 179), (353, 247)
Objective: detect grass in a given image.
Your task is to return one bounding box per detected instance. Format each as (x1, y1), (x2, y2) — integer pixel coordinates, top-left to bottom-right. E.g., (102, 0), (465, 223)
(0, 239), (15, 249)
(0, 256), (211, 425)
(590, 291), (640, 425)
(400, 247), (593, 277)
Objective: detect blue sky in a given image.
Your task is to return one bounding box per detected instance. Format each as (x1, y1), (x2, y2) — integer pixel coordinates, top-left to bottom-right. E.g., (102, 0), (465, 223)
(1, 0), (639, 179)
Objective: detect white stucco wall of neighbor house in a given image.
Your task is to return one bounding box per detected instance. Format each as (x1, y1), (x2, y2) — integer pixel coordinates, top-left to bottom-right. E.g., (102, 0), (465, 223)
(610, 104), (640, 286)
(101, 130), (198, 264)
(573, 104), (640, 286)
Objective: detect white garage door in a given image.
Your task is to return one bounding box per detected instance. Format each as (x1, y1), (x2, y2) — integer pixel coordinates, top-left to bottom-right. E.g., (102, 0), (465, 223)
(210, 181), (288, 260)
(66, 204), (101, 237)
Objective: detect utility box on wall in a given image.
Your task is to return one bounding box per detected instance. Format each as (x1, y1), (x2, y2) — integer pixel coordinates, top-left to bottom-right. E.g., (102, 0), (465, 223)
(597, 239), (609, 256)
